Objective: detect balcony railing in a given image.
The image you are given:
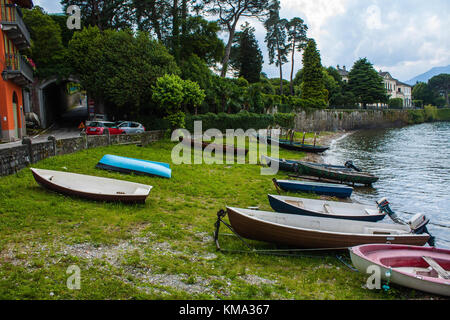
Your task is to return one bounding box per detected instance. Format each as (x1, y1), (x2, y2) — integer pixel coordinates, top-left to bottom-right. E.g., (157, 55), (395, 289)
(2, 53), (34, 86)
(0, 4), (31, 50)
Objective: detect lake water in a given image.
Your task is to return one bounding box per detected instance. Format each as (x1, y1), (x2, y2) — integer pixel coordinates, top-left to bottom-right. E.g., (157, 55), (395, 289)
(323, 122), (450, 248)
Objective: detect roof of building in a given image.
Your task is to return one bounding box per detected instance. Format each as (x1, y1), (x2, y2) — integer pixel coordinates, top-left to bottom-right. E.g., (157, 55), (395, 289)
(336, 65), (349, 77)
(396, 80), (412, 88)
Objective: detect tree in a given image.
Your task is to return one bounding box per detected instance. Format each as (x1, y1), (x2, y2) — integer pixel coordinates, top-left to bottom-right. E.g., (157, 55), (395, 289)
(133, 0), (171, 41)
(264, 0), (288, 95)
(152, 74), (206, 129)
(61, 0), (134, 30)
(347, 58), (388, 108)
(68, 26), (179, 116)
(428, 74), (450, 107)
(179, 16), (225, 66)
(204, 0), (269, 77)
(286, 17), (308, 95)
(229, 22), (264, 83)
(412, 82), (436, 106)
(300, 39), (326, 103)
(23, 7), (70, 79)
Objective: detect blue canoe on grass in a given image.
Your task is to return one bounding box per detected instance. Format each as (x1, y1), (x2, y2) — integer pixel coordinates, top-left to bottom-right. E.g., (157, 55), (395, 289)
(96, 155), (172, 179)
(273, 178), (353, 198)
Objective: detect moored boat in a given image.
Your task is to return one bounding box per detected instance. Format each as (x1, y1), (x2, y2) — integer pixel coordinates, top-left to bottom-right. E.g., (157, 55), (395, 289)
(349, 244), (450, 296)
(268, 194), (386, 222)
(180, 137), (249, 156)
(96, 154), (172, 179)
(226, 207), (430, 249)
(31, 168), (153, 203)
(273, 178), (354, 198)
(254, 133), (329, 153)
(297, 160), (379, 186)
(261, 155), (378, 186)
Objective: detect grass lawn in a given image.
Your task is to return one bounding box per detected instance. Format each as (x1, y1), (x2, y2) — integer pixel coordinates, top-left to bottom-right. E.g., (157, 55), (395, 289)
(0, 136), (433, 300)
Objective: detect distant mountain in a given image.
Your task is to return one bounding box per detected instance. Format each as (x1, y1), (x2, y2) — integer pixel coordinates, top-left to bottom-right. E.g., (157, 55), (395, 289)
(406, 65), (450, 85)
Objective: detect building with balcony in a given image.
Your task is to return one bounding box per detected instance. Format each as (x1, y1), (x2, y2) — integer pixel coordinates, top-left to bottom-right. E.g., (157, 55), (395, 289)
(0, 0), (33, 142)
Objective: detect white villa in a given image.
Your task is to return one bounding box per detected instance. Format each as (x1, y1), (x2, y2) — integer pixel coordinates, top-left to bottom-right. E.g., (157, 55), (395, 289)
(379, 71), (413, 108)
(336, 66), (413, 108)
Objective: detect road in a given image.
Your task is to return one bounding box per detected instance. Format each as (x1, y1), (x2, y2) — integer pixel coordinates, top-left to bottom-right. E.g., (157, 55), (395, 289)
(0, 127), (82, 150)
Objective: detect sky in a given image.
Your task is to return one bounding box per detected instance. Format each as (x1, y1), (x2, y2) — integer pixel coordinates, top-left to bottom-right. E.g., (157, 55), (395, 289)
(34, 0), (450, 82)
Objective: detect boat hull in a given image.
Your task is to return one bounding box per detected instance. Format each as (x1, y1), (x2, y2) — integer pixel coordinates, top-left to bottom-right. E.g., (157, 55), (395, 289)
(255, 134), (329, 153)
(297, 161), (379, 186)
(274, 179), (354, 198)
(227, 207), (429, 249)
(349, 244), (450, 296)
(180, 137), (249, 156)
(31, 168), (152, 204)
(96, 155), (171, 179)
(268, 195), (386, 222)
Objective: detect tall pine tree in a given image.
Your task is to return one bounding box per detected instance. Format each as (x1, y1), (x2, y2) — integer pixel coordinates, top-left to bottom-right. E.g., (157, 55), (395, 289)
(264, 0), (289, 95)
(230, 22), (263, 83)
(348, 58), (388, 108)
(301, 39), (326, 103)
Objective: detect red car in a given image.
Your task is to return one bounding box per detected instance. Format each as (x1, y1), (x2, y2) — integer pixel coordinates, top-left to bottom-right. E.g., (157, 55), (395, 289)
(85, 121), (125, 135)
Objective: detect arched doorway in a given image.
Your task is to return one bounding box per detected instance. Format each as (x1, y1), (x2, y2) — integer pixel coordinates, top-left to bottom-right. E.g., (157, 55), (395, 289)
(12, 91), (20, 139)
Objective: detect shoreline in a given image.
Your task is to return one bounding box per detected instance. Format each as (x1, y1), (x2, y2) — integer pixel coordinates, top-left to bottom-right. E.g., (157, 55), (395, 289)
(301, 130), (355, 163)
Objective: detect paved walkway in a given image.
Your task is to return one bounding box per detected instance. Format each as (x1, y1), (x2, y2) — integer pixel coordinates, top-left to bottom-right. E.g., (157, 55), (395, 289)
(0, 127), (82, 150)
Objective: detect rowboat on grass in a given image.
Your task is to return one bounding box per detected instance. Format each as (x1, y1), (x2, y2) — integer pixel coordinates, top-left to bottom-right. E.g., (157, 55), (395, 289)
(268, 194), (386, 222)
(272, 178), (354, 198)
(31, 168), (152, 203)
(350, 244), (450, 296)
(179, 137), (249, 156)
(225, 207), (430, 249)
(96, 154), (171, 179)
(261, 155), (378, 186)
(297, 160), (379, 186)
(253, 133), (329, 153)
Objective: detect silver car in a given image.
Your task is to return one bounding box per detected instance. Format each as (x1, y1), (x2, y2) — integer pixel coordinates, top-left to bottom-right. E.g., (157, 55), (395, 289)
(116, 121), (146, 134)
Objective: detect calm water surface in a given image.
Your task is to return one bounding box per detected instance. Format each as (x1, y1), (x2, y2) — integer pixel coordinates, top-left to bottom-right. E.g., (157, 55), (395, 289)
(323, 122), (450, 248)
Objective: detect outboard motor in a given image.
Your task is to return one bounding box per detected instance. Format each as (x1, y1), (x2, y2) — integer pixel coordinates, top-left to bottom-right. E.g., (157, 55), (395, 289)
(377, 198), (406, 225)
(345, 160), (362, 172)
(377, 198), (435, 246)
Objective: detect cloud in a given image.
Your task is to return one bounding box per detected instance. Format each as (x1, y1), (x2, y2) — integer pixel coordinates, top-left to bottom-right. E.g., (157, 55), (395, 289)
(33, 0), (62, 13)
(33, 0), (450, 82)
(260, 0), (450, 81)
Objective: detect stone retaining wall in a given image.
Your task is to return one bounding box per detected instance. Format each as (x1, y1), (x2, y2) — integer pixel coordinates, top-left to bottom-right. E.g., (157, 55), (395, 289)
(0, 131), (164, 177)
(294, 109), (411, 132)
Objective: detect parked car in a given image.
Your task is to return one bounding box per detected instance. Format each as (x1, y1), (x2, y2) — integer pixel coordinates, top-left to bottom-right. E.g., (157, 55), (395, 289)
(86, 121), (125, 135)
(115, 121), (146, 134)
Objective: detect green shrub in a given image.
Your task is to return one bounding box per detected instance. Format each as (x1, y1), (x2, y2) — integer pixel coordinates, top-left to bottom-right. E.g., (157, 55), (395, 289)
(388, 98), (403, 109)
(424, 105), (438, 121)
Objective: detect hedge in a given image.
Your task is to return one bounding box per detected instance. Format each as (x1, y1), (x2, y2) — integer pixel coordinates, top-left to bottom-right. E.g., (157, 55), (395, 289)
(185, 112), (296, 132)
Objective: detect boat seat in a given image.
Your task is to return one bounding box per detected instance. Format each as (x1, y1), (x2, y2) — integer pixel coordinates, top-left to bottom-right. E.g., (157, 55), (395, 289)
(365, 209), (380, 216)
(323, 204), (334, 214)
(286, 200), (304, 209)
(364, 227), (401, 235)
(422, 256), (450, 279)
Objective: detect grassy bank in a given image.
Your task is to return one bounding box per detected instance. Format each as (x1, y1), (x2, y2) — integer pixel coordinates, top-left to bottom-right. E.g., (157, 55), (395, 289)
(0, 137), (436, 300)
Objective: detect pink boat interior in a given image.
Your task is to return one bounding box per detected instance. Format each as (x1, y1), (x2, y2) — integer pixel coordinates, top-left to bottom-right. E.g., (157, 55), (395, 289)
(354, 244), (450, 283)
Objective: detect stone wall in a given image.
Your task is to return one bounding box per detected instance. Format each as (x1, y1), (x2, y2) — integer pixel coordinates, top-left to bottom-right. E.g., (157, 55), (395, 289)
(0, 131), (164, 177)
(294, 109), (411, 132)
